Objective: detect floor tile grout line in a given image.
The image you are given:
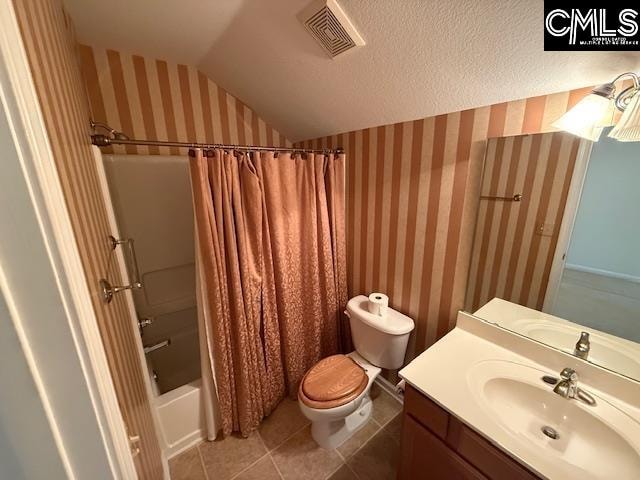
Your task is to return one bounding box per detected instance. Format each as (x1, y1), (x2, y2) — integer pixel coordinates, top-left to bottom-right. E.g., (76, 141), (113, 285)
(228, 451), (270, 480)
(328, 418), (383, 476)
(226, 432), (272, 480)
(324, 456), (347, 480)
(344, 462), (362, 480)
(349, 421), (383, 458)
(331, 414), (397, 480)
(262, 420), (311, 453)
(377, 410), (401, 429)
(196, 443), (210, 480)
(338, 420), (387, 470)
(268, 452), (285, 480)
(255, 431), (269, 454)
(333, 446), (362, 480)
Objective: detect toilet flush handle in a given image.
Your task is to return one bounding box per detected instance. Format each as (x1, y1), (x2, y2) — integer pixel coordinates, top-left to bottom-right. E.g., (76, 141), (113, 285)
(344, 310), (351, 318)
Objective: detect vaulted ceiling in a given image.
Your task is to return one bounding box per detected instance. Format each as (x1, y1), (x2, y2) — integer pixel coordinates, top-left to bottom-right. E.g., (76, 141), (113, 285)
(64, 0), (640, 142)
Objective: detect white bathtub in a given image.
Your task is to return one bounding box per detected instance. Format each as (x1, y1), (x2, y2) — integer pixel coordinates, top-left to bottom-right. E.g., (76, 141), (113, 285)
(153, 379), (205, 458)
(143, 307), (205, 458)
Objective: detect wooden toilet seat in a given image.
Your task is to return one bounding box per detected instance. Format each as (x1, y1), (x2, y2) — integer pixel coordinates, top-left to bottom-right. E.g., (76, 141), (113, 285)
(298, 354), (368, 409)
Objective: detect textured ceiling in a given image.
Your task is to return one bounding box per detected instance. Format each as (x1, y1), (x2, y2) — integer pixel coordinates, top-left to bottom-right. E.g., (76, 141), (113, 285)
(64, 0), (640, 142)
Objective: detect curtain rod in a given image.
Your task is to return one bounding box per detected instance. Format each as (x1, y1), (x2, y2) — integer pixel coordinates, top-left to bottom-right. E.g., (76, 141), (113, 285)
(90, 134), (344, 154)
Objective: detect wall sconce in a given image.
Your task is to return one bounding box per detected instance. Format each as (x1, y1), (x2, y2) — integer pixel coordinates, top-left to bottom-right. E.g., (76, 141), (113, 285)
(552, 72), (640, 142)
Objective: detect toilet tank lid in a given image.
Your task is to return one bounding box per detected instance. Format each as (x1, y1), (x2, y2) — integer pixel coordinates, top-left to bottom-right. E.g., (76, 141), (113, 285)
(346, 295), (415, 335)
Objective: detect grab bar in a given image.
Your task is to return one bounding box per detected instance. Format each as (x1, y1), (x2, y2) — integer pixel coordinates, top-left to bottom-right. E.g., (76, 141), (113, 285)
(99, 235), (143, 303)
(143, 339), (171, 354)
(109, 235), (142, 289)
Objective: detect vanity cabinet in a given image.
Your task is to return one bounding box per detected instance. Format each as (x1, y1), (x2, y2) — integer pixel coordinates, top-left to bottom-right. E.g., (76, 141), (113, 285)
(398, 385), (541, 480)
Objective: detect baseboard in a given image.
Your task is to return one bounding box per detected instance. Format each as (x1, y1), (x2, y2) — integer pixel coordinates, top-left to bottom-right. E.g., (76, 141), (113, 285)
(374, 376), (403, 404)
(565, 263), (640, 284)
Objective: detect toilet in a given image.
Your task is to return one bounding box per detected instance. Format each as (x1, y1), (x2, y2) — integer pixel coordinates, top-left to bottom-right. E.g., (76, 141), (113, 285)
(298, 295), (414, 449)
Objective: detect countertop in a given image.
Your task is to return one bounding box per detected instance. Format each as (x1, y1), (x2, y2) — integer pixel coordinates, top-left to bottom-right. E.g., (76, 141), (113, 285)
(399, 313), (640, 480)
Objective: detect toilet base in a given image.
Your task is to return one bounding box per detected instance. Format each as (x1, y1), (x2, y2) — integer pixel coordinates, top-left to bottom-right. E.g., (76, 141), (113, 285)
(310, 394), (373, 449)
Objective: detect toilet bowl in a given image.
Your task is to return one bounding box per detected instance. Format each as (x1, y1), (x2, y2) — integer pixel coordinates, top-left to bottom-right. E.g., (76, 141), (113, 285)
(298, 352), (379, 449)
(298, 295), (414, 449)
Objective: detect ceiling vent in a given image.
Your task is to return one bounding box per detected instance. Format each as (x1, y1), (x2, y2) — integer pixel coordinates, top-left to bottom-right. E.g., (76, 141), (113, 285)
(300, 0), (365, 58)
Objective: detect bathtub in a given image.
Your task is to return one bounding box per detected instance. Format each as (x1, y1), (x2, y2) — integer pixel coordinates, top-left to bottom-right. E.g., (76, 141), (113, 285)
(152, 379), (205, 457)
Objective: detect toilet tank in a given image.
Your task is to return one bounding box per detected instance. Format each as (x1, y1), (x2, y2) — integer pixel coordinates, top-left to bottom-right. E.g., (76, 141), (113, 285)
(346, 295), (414, 369)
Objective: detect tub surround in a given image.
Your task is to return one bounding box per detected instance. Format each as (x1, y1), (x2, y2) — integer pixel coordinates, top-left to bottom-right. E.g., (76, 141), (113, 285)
(399, 312), (640, 479)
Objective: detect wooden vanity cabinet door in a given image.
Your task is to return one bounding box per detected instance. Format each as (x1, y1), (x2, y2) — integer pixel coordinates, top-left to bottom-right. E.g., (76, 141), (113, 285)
(399, 415), (487, 480)
(447, 418), (540, 480)
(404, 385), (449, 439)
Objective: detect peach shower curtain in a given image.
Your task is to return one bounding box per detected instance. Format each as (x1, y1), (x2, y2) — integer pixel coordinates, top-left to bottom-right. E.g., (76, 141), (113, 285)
(190, 149), (348, 437)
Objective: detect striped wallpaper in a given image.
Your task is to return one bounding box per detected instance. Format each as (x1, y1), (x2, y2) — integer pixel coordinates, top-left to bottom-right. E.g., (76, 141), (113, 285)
(12, 1), (163, 478)
(78, 45), (291, 155)
(297, 88), (596, 360)
(465, 132), (580, 313)
(15, 0), (626, 469)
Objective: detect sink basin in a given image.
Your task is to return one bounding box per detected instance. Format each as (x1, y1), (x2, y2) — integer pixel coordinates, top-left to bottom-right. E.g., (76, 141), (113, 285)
(510, 319), (640, 379)
(468, 360), (640, 479)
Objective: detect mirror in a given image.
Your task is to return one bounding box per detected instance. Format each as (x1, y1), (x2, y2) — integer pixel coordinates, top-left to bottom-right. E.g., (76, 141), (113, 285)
(466, 130), (640, 381)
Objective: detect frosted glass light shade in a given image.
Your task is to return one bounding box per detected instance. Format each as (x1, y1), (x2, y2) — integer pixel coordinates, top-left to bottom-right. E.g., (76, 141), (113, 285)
(552, 93), (614, 141)
(608, 92), (640, 142)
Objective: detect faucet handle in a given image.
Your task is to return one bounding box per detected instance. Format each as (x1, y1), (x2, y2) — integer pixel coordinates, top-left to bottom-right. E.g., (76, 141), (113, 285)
(559, 367), (577, 381)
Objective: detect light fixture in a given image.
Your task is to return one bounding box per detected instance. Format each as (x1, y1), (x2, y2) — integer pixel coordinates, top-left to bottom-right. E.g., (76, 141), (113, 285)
(609, 82), (640, 141)
(552, 72), (640, 142)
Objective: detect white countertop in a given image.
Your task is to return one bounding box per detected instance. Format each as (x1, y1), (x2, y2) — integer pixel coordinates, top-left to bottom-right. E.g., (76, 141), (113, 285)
(399, 313), (640, 480)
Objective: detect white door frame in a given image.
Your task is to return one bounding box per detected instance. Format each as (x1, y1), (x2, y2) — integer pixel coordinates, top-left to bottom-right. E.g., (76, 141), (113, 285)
(93, 146), (171, 475)
(0, 0), (138, 477)
(542, 139), (593, 313)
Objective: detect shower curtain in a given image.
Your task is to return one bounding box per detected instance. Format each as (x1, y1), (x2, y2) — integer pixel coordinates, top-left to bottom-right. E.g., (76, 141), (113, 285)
(189, 148), (347, 437)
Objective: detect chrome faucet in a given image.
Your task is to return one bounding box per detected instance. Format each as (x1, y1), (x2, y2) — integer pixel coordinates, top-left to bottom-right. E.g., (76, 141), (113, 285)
(553, 368), (596, 406)
(574, 331), (590, 360)
(553, 368), (578, 398)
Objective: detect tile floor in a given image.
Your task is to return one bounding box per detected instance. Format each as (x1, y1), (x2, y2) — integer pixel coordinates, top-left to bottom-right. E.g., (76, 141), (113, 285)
(169, 384), (403, 480)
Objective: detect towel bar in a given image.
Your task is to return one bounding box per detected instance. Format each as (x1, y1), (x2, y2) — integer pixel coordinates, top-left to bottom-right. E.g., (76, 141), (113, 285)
(479, 193), (523, 202)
